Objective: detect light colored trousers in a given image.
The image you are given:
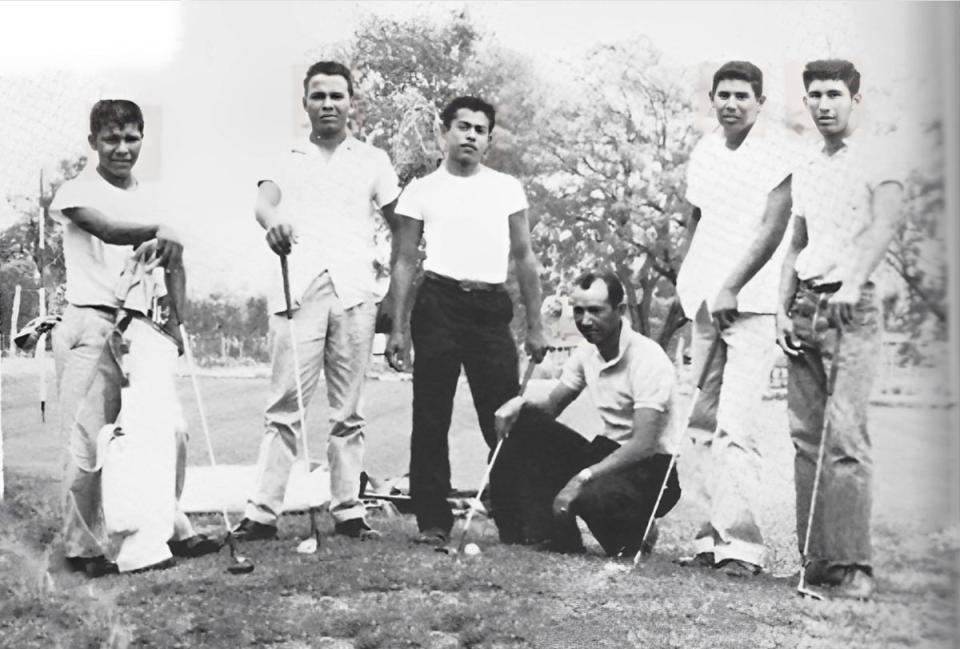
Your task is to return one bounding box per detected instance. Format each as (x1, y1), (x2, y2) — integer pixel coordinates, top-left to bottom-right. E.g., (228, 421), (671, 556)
(245, 273), (376, 525)
(686, 302), (781, 567)
(53, 305), (196, 565)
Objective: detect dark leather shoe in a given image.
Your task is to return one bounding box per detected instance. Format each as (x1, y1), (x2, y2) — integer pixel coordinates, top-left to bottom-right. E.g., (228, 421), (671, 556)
(717, 559), (762, 578)
(66, 555), (120, 578)
(334, 518), (382, 540)
(412, 527), (449, 546)
(129, 557), (176, 574)
(804, 560), (847, 587)
(674, 552), (715, 568)
(232, 518), (277, 542)
(168, 534), (223, 558)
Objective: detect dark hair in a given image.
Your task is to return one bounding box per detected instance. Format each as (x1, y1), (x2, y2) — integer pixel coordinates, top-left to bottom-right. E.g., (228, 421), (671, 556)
(574, 270), (625, 308)
(439, 96), (496, 131)
(89, 100), (144, 136)
(802, 59), (861, 95)
(711, 61), (763, 98)
(303, 61), (354, 96)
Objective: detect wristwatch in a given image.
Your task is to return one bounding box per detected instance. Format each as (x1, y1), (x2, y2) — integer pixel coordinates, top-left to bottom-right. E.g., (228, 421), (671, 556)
(577, 467), (594, 483)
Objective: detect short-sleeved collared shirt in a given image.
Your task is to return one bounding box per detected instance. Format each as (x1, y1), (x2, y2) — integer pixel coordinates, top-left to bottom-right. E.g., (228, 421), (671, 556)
(558, 320), (678, 453)
(394, 164), (527, 283)
(261, 135), (400, 314)
(792, 135), (903, 283)
(50, 166), (152, 308)
(677, 130), (798, 317)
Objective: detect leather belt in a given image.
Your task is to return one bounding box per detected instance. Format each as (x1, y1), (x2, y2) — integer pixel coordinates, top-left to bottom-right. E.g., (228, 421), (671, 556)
(424, 270), (505, 293)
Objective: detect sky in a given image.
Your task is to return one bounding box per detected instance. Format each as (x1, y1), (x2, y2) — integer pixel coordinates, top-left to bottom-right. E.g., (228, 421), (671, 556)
(0, 1), (955, 299)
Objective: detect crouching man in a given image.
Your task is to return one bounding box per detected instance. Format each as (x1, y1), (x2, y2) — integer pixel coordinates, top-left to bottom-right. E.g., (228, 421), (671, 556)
(489, 271), (680, 555)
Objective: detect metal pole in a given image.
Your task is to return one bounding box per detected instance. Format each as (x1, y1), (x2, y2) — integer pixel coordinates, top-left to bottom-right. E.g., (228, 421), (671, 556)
(37, 170), (47, 422)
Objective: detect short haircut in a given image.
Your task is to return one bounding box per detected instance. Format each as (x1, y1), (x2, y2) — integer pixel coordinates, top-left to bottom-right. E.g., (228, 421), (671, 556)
(89, 100), (144, 136)
(711, 61), (763, 98)
(440, 96), (496, 132)
(303, 61), (354, 96)
(574, 270), (625, 308)
(802, 59), (861, 95)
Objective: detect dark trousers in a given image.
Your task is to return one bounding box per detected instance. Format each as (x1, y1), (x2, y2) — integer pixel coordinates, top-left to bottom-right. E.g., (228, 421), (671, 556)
(410, 276), (519, 533)
(489, 409), (681, 556)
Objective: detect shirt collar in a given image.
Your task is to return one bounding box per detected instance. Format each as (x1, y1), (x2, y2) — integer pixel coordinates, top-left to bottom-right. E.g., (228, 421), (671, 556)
(292, 133), (357, 156)
(592, 318), (633, 370)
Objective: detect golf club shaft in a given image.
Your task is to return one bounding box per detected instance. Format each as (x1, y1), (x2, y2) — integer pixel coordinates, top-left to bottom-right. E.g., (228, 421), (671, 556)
(456, 359), (538, 553)
(797, 328), (843, 592)
(633, 333), (722, 566)
(280, 255), (311, 463)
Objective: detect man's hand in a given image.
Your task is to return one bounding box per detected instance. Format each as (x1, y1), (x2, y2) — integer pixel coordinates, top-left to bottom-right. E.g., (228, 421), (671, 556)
(384, 330), (411, 373)
(552, 475), (584, 521)
(154, 225), (183, 269)
(494, 396), (525, 442)
(525, 328), (548, 364)
(711, 287), (739, 331)
(265, 222), (297, 256)
(776, 308), (803, 356)
(827, 281), (860, 327)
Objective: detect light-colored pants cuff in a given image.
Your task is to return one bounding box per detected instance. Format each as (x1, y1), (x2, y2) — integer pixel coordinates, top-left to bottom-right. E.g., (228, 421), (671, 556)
(692, 535), (767, 568)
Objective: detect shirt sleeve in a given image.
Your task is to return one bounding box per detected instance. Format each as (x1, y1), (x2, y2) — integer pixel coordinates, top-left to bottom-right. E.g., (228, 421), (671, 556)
(629, 342), (676, 413)
(503, 176), (529, 215)
(372, 149), (401, 208)
(684, 138), (707, 208)
(49, 176), (98, 225)
(558, 346), (588, 394)
(394, 179), (423, 221)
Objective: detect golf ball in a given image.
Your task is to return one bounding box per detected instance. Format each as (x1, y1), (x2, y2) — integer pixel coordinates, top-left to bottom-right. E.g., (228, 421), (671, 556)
(296, 537), (318, 554)
(464, 543), (481, 556)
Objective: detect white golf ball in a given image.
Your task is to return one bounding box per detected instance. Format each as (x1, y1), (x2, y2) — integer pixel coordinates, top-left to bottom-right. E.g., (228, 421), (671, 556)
(296, 537), (318, 554)
(463, 542), (481, 556)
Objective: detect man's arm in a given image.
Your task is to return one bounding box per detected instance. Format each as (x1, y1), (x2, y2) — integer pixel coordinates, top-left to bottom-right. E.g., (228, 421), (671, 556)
(775, 214), (808, 356)
(384, 215), (424, 371)
(712, 176), (793, 329)
(61, 207), (181, 268)
(828, 181), (905, 325)
(552, 408), (669, 518)
(509, 209), (547, 363)
(256, 180), (296, 256)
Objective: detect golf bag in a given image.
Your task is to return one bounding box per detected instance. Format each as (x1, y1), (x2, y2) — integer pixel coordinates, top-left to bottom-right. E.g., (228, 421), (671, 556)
(96, 259), (186, 572)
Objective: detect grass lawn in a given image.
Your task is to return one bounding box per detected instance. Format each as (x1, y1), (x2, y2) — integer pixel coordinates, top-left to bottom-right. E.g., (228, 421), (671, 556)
(1, 359), (958, 648)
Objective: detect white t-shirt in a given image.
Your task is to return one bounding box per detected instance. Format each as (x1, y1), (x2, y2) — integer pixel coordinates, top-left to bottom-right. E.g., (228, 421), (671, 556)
(50, 166), (153, 308)
(558, 321), (678, 453)
(394, 164), (528, 283)
(677, 130), (799, 316)
(260, 136), (401, 313)
(793, 135), (903, 283)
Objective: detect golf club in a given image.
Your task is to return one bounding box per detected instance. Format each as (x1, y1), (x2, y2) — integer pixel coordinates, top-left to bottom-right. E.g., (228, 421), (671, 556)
(171, 298), (254, 575)
(632, 332), (722, 566)
(796, 327), (844, 600)
(279, 255), (322, 554)
(451, 359), (539, 556)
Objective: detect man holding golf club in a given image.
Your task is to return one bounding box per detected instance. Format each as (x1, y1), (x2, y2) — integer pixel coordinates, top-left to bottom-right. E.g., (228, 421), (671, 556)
(675, 61), (795, 577)
(384, 96), (548, 546)
(489, 271), (680, 556)
(778, 60), (904, 600)
(51, 99), (219, 575)
(233, 61), (401, 542)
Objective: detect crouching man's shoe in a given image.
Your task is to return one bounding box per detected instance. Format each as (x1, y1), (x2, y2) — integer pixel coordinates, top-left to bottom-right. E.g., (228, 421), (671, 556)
(334, 518), (382, 540)
(717, 558), (762, 578)
(168, 534), (223, 558)
(66, 555), (119, 578)
(232, 518), (278, 542)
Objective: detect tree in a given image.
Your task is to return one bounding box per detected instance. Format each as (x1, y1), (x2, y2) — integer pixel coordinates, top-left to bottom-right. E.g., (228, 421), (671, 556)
(525, 39), (699, 347)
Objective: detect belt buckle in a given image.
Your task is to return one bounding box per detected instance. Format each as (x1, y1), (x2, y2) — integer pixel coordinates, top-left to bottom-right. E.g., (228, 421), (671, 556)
(460, 280), (482, 292)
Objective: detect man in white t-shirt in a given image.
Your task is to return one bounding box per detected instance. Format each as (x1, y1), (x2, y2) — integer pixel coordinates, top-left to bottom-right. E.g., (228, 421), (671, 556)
(675, 61), (795, 577)
(232, 61), (401, 542)
(490, 271), (680, 555)
(777, 60), (904, 600)
(51, 99), (218, 576)
(384, 95), (547, 545)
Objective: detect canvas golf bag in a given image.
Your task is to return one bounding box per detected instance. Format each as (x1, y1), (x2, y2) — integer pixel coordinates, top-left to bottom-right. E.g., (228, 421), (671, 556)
(96, 258), (187, 572)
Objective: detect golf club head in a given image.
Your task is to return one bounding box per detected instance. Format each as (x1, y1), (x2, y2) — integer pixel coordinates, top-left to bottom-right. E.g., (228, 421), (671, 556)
(797, 584), (825, 600)
(227, 554), (255, 574)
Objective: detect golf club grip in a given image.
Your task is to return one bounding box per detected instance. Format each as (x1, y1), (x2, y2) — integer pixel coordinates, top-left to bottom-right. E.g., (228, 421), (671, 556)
(519, 358), (537, 394)
(280, 254), (293, 319)
(826, 328), (843, 396)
